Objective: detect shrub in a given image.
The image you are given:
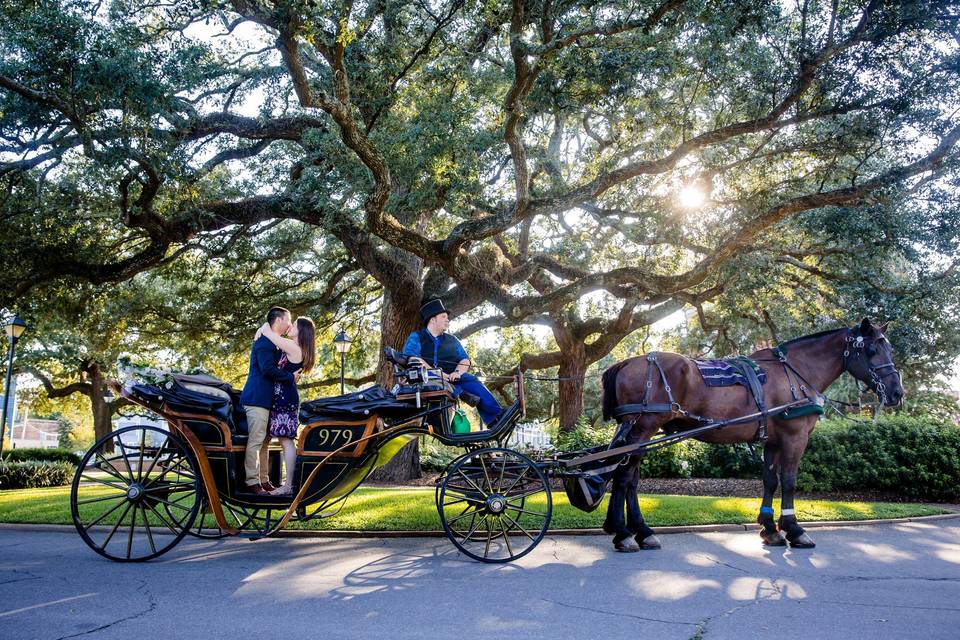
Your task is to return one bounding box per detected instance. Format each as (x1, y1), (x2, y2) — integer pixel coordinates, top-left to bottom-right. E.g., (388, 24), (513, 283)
(554, 418), (616, 452)
(797, 416), (960, 501)
(686, 441), (763, 479)
(2, 448), (82, 466)
(419, 438), (459, 472)
(0, 461), (74, 489)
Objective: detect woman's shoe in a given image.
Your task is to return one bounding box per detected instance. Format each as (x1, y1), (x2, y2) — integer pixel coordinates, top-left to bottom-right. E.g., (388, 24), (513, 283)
(269, 485), (293, 497)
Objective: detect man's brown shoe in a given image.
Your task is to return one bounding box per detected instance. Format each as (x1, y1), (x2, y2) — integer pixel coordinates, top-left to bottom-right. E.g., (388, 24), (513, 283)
(261, 481), (277, 492)
(246, 483), (269, 496)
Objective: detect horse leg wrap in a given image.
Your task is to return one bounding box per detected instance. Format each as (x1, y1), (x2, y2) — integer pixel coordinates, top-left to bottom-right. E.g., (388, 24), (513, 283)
(778, 516), (815, 548)
(758, 514), (785, 546)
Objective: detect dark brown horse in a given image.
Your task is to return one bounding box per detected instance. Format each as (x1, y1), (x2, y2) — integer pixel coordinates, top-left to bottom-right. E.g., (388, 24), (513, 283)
(600, 318), (904, 552)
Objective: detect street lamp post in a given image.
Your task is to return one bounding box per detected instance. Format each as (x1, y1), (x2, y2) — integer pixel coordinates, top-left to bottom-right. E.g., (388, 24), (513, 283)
(333, 330), (353, 395)
(333, 329), (353, 395)
(1, 314), (27, 457)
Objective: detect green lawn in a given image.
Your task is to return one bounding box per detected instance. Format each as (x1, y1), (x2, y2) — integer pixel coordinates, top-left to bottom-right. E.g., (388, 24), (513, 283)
(0, 485), (948, 531)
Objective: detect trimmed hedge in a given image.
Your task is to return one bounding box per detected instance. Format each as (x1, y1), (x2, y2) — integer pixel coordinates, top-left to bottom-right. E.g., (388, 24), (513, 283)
(555, 416), (960, 501)
(797, 416), (960, 501)
(0, 461), (74, 490)
(2, 448), (82, 466)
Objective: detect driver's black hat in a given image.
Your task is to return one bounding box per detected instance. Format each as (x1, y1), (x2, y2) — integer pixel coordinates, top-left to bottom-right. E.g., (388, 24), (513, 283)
(419, 299), (451, 324)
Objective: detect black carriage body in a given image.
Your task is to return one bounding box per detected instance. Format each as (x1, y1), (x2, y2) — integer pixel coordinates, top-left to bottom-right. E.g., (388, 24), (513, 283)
(117, 371), (514, 513)
(82, 361), (531, 563)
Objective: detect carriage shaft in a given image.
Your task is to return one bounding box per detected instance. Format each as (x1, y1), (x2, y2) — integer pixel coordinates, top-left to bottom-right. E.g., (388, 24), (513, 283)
(557, 398), (816, 469)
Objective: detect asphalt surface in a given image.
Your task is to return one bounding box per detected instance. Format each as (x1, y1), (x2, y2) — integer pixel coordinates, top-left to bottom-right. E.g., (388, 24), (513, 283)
(1, 518), (958, 640)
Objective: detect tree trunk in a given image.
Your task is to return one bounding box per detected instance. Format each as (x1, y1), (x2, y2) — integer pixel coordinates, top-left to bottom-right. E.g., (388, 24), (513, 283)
(369, 286), (424, 482)
(88, 364), (114, 449)
(557, 343), (587, 433)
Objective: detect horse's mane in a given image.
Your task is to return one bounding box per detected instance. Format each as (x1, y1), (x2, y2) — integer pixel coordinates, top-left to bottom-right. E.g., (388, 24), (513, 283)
(777, 326), (848, 350)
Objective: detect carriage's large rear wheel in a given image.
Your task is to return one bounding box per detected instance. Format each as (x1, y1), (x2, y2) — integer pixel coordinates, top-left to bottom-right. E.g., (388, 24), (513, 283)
(438, 448), (552, 563)
(71, 425), (201, 561)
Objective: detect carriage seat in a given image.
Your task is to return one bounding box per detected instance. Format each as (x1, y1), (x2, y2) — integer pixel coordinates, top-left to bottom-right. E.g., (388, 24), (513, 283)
(172, 375), (248, 441)
(300, 385), (424, 423)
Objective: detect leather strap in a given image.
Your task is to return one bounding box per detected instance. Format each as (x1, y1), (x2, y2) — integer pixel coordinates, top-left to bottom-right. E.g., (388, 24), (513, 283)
(728, 357), (768, 442)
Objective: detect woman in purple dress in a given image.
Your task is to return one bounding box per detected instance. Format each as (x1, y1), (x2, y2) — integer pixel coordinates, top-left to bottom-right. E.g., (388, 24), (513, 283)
(255, 316), (316, 496)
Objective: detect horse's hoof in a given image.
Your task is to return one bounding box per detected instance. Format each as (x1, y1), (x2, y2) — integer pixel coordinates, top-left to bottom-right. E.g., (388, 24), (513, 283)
(760, 530), (787, 546)
(636, 534), (661, 550)
(615, 538), (640, 552)
(602, 521), (617, 535)
(789, 533), (816, 549)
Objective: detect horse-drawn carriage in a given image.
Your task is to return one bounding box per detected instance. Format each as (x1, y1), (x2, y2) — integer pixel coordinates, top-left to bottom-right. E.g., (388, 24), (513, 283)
(71, 320), (902, 562)
(72, 348), (558, 563)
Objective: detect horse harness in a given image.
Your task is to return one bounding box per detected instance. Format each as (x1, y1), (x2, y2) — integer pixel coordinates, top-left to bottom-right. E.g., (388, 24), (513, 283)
(609, 327), (898, 445)
(610, 353), (774, 444)
(840, 330), (901, 406)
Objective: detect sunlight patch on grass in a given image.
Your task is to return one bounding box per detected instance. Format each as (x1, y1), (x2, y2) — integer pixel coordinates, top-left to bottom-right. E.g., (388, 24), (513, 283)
(0, 485), (948, 531)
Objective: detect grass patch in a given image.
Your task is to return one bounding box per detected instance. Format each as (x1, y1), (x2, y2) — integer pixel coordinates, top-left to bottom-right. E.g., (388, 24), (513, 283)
(0, 485), (948, 531)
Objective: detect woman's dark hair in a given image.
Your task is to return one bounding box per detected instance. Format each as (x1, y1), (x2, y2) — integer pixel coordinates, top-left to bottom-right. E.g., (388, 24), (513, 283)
(296, 317), (316, 373)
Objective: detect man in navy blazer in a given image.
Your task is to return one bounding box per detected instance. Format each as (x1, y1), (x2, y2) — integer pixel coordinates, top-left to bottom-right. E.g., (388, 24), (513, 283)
(240, 306), (297, 494)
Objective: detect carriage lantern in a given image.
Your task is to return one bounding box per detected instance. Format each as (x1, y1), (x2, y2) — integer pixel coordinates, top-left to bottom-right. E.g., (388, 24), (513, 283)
(1, 314), (27, 456)
(333, 329), (352, 394)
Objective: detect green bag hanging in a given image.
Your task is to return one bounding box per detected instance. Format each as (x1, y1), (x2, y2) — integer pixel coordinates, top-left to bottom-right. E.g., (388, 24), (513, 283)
(451, 408), (472, 434)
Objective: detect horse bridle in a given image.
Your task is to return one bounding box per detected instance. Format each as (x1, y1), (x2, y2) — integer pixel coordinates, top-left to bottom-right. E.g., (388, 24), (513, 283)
(841, 329), (901, 405)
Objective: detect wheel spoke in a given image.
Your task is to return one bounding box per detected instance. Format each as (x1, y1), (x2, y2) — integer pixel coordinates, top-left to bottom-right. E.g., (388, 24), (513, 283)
(143, 501), (183, 535)
(115, 437), (138, 483)
(462, 512), (488, 542)
(143, 482), (195, 494)
(143, 456), (197, 489)
(504, 502), (547, 518)
(126, 503), (137, 559)
(99, 501), (134, 550)
(497, 455), (507, 493)
(483, 518), (493, 558)
(93, 452), (129, 484)
(445, 505), (482, 527)
(501, 511), (537, 543)
(502, 465), (530, 495)
(149, 494), (194, 516)
(503, 486), (545, 501)
(500, 517), (514, 556)
(140, 505), (157, 555)
(76, 493), (127, 506)
(478, 456), (494, 493)
(455, 468), (487, 496)
(136, 429), (147, 483)
(83, 497), (129, 532)
(78, 474), (129, 492)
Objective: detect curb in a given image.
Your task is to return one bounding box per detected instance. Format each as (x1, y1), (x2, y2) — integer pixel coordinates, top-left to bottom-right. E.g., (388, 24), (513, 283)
(2, 511), (957, 539)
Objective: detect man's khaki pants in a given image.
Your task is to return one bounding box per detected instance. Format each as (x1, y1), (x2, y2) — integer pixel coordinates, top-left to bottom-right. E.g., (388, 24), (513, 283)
(244, 406), (271, 487)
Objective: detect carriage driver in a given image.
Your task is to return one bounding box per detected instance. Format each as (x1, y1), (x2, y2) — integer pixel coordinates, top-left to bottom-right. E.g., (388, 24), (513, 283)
(402, 299), (503, 427)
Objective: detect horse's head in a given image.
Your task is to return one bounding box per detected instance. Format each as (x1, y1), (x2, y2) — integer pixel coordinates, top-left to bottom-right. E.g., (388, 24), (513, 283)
(843, 318), (904, 406)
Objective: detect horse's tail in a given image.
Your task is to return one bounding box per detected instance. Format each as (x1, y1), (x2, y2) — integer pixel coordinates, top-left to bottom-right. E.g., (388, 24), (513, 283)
(601, 360), (630, 422)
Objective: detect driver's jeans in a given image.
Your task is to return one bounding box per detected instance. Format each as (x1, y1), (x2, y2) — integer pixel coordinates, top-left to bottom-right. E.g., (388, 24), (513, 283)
(451, 373), (503, 425)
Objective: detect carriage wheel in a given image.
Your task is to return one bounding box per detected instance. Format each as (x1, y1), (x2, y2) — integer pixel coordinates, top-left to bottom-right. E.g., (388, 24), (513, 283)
(438, 448), (552, 563)
(218, 500), (277, 538)
(175, 496), (228, 539)
(71, 425), (201, 562)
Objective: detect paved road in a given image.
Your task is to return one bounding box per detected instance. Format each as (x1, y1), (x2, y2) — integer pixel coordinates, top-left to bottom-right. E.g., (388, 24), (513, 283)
(1, 519), (958, 640)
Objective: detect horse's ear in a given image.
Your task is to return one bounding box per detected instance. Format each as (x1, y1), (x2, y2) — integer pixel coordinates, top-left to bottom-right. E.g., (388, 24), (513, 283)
(878, 321), (889, 333)
(859, 317), (873, 335)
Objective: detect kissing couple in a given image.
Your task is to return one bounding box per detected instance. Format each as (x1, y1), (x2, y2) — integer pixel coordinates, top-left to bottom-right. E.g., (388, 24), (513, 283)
(239, 306), (317, 496)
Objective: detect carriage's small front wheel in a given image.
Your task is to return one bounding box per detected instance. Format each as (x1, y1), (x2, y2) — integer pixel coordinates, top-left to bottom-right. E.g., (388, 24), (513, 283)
(71, 425), (201, 561)
(438, 448), (552, 563)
